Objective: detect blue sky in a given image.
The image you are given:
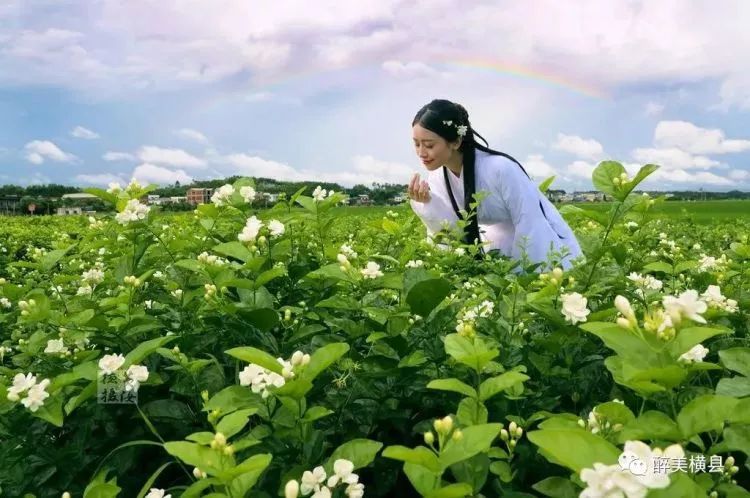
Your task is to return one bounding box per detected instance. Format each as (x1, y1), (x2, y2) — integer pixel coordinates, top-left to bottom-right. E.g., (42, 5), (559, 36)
(1, 0), (749, 192)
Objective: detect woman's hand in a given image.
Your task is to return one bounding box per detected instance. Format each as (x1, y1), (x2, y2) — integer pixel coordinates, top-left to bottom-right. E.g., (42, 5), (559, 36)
(408, 173), (431, 203)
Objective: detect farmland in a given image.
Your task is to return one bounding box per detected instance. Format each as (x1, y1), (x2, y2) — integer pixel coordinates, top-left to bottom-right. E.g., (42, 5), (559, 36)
(0, 163), (749, 497)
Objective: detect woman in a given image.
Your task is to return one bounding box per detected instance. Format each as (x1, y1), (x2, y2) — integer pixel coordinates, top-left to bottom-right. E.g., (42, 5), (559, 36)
(408, 99), (583, 271)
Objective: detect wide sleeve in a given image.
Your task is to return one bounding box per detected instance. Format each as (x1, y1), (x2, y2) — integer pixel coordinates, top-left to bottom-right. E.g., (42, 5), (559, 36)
(409, 173), (458, 238)
(498, 162), (576, 269)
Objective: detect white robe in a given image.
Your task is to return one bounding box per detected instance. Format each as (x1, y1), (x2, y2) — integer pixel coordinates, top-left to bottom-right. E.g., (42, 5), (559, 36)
(410, 149), (584, 270)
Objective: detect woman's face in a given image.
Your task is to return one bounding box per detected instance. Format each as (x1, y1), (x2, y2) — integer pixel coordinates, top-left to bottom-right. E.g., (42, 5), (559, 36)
(412, 123), (457, 171)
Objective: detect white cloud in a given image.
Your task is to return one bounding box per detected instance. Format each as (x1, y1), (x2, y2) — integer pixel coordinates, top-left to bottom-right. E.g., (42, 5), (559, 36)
(523, 154), (558, 179)
(382, 60), (443, 79)
(71, 125), (100, 139)
(24, 140), (76, 164)
(646, 168), (733, 186)
(645, 102), (665, 116)
(131, 163), (193, 185)
(632, 147), (721, 170)
(137, 146), (207, 169)
(566, 160), (596, 180)
(174, 128), (208, 144)
(729, 169), (750, 181)
(103, 151), (137, 161)
(653, 120), (750, 154)
(75, 173), (126, 185)
(552, 133), (605, 160)
(717, 75), (750, 111)
(219, 153), (413, 187)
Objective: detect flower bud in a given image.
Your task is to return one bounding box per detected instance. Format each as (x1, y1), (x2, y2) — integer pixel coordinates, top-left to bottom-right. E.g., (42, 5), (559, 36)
(552, 268), (563, 280)
(193, 467), (207, 479)
(509, 421), (517, 434)
(500, 429), (509, 441)
(62, 493), (72, 498)
(213, 432), (226, 447)
(201, 390), (209, 402)
(730, 466), (739, 475)
(452, 429), (463, 441)
(433, 419), (444, 433)
(441, 416), (453, 434)
(516, 427), (523, 438)
(510, 439), (517, 448)
(725, 456), (735, 467)
(285, 480), (300, 498)
(291, 350), (304, 365)
(617, 317), (632, 330)
(223, 445), (234, 456)
(424, 431), (434, 445)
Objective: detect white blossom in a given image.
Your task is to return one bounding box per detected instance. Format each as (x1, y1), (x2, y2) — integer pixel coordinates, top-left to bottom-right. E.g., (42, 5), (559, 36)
(7, 372), (37, 401)
(301, 466), (327, 494)
(312, 186), (327, 202)
(98, 353), (126, 375)
(679, 344), (709, 363)
(327, 459), (358, 488)
(44, 338), (66, 354)
(360, 261), (383, 279)
(240, 186), (257, 203)
(0, 297), (10, 308)
(405, 259), (423, 268)
(106, 182), (122, 194)
(268, 220), (285, 237)
(145, 489), (171, 498)
(20, 378), (50, 412)
(662, 290), (707, 325)
(211, 184), (235, 206)
(115, 199), (150, 224)
(125, 364), (149, 391)
(82, 268), (105, 285)
(238, 216), (264, 242)
(561, 292), (590, 325)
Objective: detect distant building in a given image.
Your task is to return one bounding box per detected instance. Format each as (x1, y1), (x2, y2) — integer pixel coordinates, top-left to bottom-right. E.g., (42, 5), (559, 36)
(391, 193), (408, 204)
(0, 196), (21, 214)
(354, 194), (372, 206)
(61, 193), (98, 201)
(57, 206), (83, 215)
(186, 188), (213, 205)
(546, 189), (567, 202)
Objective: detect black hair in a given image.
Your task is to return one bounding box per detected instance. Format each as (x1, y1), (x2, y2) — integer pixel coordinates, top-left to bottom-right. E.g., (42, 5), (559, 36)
(412, 99), (532, 251)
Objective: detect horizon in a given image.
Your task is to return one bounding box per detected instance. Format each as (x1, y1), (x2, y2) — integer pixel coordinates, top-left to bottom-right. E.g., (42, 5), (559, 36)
(1, 1), (750, 192)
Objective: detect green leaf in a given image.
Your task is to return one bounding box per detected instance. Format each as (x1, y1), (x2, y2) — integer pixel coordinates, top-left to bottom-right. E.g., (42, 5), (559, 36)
(456, 397), (489, 426)
(136, 462), (173, 498)
(33, 393), (64, 427)
(213, 241), (253, 263)
(538, 176), (556, 193)
(403, 462), (441, 496)
(326, 439), (383, 472)
(225, 346), (283, 374)
(532, 477), (580, 498)
(406, 278), (452, 317)
(301, 406), (334, 423)
(643, 262), (673, 274)
(164, 441), (232, 475)
(216, 408), (258, 439)
(719, 348), (750, 377)
(677, 395), (739, 438)
(527, 429), (621, 472)
(440, 423), (503, 469)
(427, 378), (477, 398)
(579, 322), (655, 365)
(592, 161), (626, 200)
(124, 336), (177, 368)
(444, 334), (498, 373)
(299, 343), (350, 383)
(425, 483), (473, 498)
(175, 258), (204, 273)
(204, 385), (263, 415)
(716, 377), (750, 397)
(618, 411), (682, 442)
(242, 308), (279, 332)
(627, 163), (659, 196)
(382, 445), (442, 473)
(479, 371), (529, 401)
(648, 472), (707, 498)
(669, 327), (729, 359)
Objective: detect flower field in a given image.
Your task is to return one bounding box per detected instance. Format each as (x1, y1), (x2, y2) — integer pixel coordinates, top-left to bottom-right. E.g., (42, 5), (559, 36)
(1, 162), (749, 498)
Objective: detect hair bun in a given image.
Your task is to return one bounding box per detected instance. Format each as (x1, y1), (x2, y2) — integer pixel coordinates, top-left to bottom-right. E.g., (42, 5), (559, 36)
(454, 103), (470, 123)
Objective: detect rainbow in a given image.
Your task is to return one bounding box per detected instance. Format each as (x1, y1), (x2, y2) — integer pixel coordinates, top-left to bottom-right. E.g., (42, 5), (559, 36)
(438, 57), (608, 100)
